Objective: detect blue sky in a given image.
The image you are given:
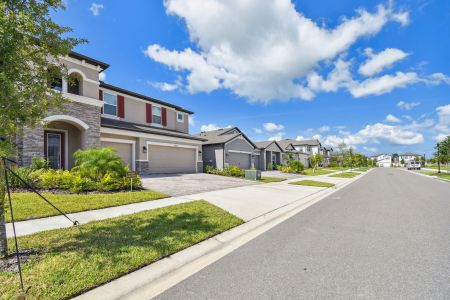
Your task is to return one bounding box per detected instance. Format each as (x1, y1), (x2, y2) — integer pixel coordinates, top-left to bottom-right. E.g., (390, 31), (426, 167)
(54, 0), (450, 156)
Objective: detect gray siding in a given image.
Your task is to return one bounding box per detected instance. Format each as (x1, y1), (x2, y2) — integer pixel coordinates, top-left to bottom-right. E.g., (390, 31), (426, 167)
(202, 144), (224, 170)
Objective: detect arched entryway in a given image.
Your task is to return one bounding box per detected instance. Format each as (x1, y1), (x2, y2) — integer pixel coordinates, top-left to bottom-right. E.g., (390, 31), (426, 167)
(43, 115), (89, 169)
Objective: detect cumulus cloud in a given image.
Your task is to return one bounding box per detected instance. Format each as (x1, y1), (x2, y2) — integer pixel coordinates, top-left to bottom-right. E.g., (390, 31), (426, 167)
(99, 72), (106, 81)
(295, 135), (305, 141)
(89, 3), (104, 16)
(150, 81), (179, 92)
(359, 48), (409, 76)
(397, 100), (420, 110)
(434, 104), (450, 141)
(253, 128), (263, 134)
(146, 1), (410, 102)
(268, 132), (285, 141)
(323, 122), (424, 148)
(318, 126), (331, 133)
(349, 72), (419, 98)
(363, 146), (378, 153)
(385, 114), (402, 123)
(263, 122), (284, 132)
(200, 123), (232, 132)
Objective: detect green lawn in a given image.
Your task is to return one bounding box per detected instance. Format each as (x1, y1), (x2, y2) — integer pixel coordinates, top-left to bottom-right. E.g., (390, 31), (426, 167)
(289, 180), (335, 188)
(323, 167), (344, 171)
(1, 201), (243, 300)
(422, 171), (450, 180)
(329, 172), (360, 178)
(353, 167), (371, 172)
(5, 190), (168, 222)
(424, 165), (450, 171)
(302, 168), (335, 176)
(258, 177), (286, 183)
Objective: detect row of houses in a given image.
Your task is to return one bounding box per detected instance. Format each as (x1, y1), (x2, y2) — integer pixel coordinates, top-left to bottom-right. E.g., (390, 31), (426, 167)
(16, 51), (332, 174)
(371, 153), (422, 168)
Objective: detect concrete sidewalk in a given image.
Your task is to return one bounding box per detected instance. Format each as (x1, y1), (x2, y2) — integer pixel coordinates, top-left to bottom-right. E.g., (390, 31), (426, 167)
(7, 173), (355, 237)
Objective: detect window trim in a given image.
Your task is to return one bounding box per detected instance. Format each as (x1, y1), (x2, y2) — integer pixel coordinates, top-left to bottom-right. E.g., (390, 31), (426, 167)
(152, 105), (162, 126)
(103, 92), (118, 117)
(176, 112), (185, 123)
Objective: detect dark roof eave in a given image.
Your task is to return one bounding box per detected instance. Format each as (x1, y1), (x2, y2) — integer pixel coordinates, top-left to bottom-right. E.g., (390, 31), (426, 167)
(101, 124), (207, 142)
(100, 82), (194, 114)
(69, 51), (110, 70)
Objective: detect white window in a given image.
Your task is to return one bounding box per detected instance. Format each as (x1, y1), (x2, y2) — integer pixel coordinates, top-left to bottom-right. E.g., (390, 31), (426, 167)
(103, 92), (117, 116)
(152, 106), (162, 125)
(177, 112), (184, 122)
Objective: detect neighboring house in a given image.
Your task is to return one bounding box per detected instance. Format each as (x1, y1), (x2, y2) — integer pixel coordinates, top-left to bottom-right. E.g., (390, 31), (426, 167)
(198, 127), (257, 170)
(399, 153), (421, 165)
(16, 51), (205, 174)
(277, 140), (310, 168)
(322, 146), (334, 167)
(374, 154), (392, 167)
(253, 141), (284, 170)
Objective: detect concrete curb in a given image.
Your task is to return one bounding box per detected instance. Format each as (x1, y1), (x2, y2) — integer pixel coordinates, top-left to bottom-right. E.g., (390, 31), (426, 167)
(73, 169), (373, 300)
(401, 168), (450, 183)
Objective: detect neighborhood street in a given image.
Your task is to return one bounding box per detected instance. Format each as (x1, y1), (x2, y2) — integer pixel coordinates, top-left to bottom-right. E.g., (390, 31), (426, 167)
(157, 168), (450, 299)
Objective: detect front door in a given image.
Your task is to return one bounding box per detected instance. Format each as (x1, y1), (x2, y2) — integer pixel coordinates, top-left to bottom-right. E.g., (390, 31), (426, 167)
(272, 153), (277, 166)
(44, 131), (65, 169)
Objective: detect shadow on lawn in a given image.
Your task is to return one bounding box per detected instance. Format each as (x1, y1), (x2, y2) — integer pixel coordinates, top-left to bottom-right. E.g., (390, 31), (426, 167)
(45, 211), (221, 259)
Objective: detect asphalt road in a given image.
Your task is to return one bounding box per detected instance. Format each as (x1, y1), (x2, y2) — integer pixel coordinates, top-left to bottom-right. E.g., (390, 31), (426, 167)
(156, 168), (450, 299)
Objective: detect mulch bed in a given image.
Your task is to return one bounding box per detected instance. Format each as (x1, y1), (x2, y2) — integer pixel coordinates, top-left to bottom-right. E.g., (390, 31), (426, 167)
(0, 249), (38, 273)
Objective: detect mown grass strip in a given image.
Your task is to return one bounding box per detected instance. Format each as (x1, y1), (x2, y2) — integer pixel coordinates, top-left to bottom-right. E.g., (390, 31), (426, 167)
(302, 168), (335, 176)
(1, 200), (243, 300)
(329, 172), (360, 178)
(289, 180), (335, 188)
(258, 177), (286, 183)
(5, 190), (168, 222)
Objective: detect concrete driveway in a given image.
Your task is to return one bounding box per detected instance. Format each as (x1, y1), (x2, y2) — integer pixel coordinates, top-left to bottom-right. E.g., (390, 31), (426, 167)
(141, 173), (259, 196)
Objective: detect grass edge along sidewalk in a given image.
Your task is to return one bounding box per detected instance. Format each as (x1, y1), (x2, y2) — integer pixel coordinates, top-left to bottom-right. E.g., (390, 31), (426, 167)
(5, 190), (168, 222)
(289, 180), (335, 188)
(1, 200), (243, 300)
(329, 172), (360, 178)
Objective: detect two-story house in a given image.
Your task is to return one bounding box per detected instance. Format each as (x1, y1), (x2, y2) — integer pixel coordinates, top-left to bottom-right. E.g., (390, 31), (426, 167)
(16, 51), (205, 174)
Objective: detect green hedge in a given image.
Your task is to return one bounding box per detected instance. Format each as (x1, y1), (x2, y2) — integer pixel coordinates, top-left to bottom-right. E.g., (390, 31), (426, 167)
(205, 165), (245, 178)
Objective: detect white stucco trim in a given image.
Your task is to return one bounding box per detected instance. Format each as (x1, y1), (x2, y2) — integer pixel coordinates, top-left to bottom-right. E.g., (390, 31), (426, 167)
(146, 141), (199, 173)
(67, 68), (100, 85)
(43, 115), (90, 130)
(62, 92), (103, 107)
(100, 127), (204, 145)
(45, 129), (69, 170)
(61, 56), (102, 72)
(100, 137), (136, 171)
(228, 150), (253, 155)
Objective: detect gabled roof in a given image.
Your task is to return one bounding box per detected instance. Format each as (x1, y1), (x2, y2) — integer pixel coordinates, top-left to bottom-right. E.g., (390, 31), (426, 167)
(196, 127), (256, 147)
(254, 141), (284, 152)
(101, 117), (206, 141)
(69, 51), (109, 70)
(100, 82), (194, 114)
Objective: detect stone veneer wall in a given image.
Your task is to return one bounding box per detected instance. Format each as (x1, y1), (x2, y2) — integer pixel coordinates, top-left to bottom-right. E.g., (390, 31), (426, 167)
(16, 101), (101, 166)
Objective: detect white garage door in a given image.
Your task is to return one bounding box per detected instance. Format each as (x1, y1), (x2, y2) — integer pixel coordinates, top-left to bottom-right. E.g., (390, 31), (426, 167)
(101, 141), (133, 169)
(148, 145), (196, 174)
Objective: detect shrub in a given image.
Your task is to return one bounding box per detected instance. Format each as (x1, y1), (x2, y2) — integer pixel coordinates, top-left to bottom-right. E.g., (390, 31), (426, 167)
(267, 163), (273, 171)
(229, 165), (244, 177)
(8, 166), (36, 189)
(289, 160), (304, 173)
(72, 147), (127, 181)
(205, 164), (214, 174)
(70, 175), (96, 193)
(30, 156), (48, 170)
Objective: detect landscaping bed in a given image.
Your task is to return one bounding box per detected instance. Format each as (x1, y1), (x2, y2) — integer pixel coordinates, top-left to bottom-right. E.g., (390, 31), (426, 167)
(289, 180), (335, 188)
(0, 201), (243, 300)
(258, 177), (286, 183)
(329, 172), (360, 178)
(5, 190), (168, 222)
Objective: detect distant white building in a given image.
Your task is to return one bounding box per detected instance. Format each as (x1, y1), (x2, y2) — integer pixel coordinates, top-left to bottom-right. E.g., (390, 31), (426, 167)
(399, 153), (421, 165)
(373, 154), (392, 168)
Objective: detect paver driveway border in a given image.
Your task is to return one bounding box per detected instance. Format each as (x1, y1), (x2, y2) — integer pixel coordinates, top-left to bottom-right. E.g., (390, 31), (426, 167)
(73, 169), (373, 300)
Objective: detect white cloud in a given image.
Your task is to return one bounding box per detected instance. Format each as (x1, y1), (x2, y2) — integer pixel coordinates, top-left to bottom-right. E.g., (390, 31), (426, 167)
(424, 73), (450, 85)
(253, 128), (263, 134)
(268, 132), (285, 141)
(318, 126), (330, 133)
(434, 104), (450, 141)
(150, 81), (179, 92)
(385, 114), (402, 123)
(324, 122), (424, 148)
(189, 115), (195, 126)
(295, 135), (305, 141)
(200, 123), (232, 132)
(359, 48), (409, 76)
(146, 1), (409, 102)
(397, 100), (420, 110)
(89, 3), (104, 16)
(363, 146), (378, 153)
(99, 72), (106, 81)
(349, 72), (419, 98)
(263, 122), (284, 132)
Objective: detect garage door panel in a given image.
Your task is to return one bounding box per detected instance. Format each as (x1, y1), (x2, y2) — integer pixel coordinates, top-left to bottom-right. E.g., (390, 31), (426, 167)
(101, 141), (132, 168)
(228, 152), (251, 169)
(148, 145), (196, 174)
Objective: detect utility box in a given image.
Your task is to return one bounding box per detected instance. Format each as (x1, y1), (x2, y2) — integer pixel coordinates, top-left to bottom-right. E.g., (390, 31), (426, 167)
(245, 169), (261, 181)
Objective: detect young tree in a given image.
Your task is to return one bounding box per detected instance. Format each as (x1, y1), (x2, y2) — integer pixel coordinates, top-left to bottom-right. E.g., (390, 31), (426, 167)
(309, 153), (324, 171)
(0, 0), (83, 256)
(337, 142), (348, 167)
(435, 136), (450, 173)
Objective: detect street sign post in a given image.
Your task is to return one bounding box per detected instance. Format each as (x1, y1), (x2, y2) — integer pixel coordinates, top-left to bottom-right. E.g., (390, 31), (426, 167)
(126, 171), (138, 192)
